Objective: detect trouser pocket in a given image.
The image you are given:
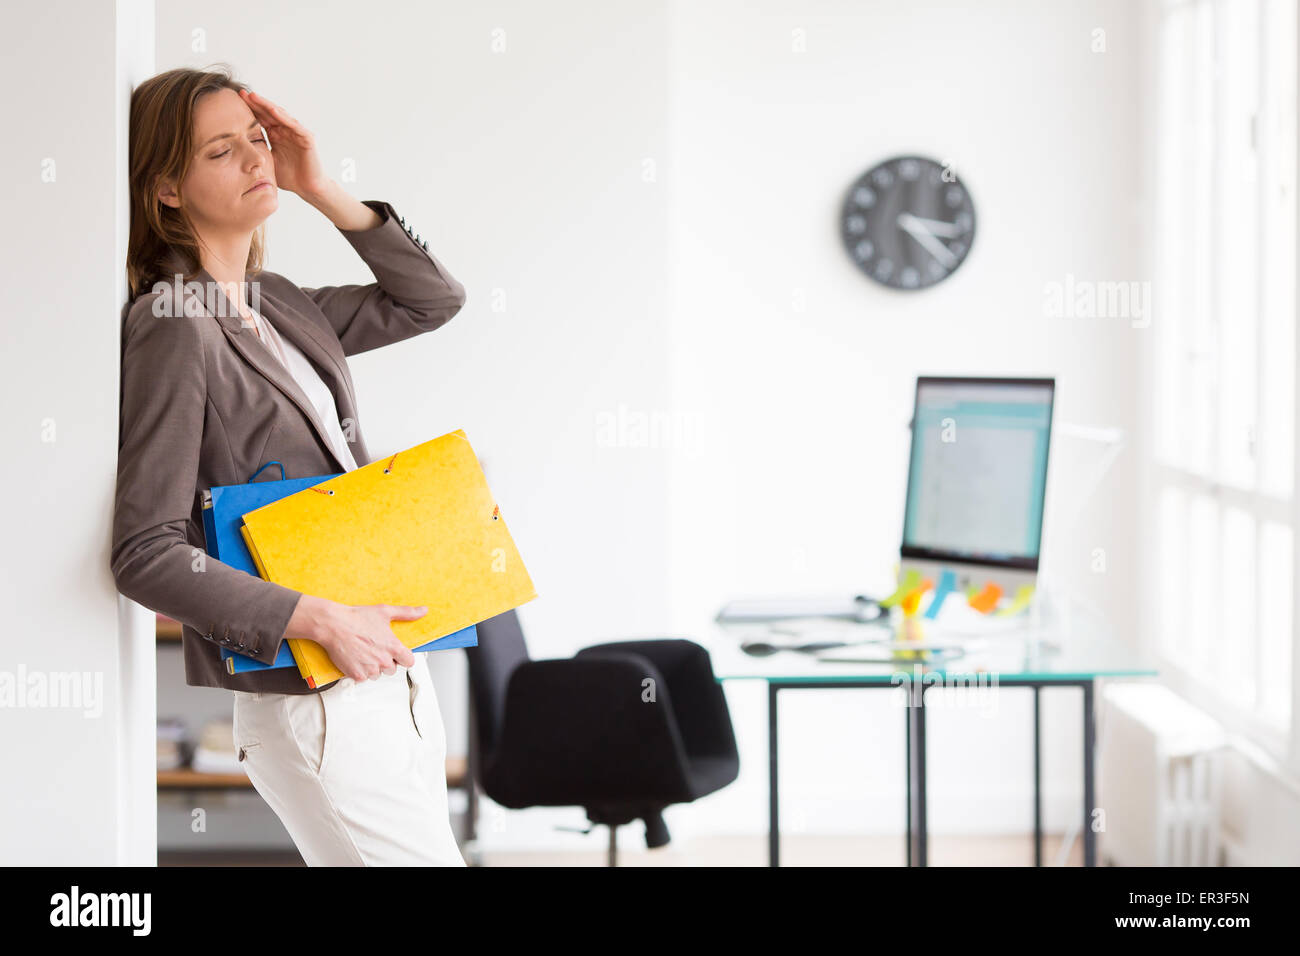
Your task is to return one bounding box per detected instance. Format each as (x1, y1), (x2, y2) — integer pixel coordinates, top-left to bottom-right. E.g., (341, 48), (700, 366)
(283, 691), (331, 777)
(406, 671), (423, 739)
(406, 661), (446, 755)
(232, 696), (262, 763)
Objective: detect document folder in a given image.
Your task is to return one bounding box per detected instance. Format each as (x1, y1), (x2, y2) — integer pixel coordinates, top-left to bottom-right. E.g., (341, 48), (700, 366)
(238, 429), (536, 688)
(201, 462), (475, 676)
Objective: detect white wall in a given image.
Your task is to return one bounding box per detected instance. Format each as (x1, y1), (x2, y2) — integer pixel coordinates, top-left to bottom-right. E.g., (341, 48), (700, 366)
(663, 0), (1148, 845)
(0, 0), (156, 865)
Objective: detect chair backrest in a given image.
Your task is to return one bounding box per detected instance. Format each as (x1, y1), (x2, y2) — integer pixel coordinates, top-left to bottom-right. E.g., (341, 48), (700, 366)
(465, 608), (531, 759)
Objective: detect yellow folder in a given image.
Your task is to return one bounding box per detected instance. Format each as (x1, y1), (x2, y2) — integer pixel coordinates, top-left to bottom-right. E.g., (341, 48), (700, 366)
(238, 428), (537, 688)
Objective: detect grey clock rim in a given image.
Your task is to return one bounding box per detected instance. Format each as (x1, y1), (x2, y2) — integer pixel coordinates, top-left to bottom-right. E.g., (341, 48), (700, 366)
(839, 154), (977, 291)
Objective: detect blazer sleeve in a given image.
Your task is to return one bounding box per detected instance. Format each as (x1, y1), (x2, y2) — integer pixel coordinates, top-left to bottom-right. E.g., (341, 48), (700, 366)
(110, 302), (303, 666)
(299, 199), (468, 358)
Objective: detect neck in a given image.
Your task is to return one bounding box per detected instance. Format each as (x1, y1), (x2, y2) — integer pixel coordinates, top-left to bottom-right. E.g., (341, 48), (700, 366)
(196, 228), (254, 314)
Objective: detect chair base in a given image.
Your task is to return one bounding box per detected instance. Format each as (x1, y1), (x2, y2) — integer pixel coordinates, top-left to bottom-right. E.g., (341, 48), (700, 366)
(586, 807), (672, 864)
(643, 811), (671, 849)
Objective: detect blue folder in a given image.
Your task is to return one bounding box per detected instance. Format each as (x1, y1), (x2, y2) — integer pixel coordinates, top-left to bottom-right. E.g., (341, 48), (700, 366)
(201, 461), (478, 674)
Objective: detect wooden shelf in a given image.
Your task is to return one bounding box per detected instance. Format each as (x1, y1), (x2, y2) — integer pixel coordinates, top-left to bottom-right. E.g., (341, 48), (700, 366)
(156, 616), (183, 641)
(158, 757), (468, 789)
(158, 768), (251, 788)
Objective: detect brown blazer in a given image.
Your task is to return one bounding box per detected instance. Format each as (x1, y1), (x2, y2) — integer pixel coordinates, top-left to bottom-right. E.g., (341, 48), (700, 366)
(110, 199), (466, 695)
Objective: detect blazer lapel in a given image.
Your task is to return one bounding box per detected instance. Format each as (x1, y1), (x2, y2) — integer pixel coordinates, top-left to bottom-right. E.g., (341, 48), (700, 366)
(175, 259), (353, 475)
(255, 288), (354, 411)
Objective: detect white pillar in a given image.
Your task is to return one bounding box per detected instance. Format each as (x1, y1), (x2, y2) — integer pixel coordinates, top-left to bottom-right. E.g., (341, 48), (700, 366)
(0, 0), (157, 865)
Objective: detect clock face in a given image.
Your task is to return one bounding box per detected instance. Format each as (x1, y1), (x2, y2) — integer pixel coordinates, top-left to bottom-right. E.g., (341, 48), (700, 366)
(839, 155), (976, 290)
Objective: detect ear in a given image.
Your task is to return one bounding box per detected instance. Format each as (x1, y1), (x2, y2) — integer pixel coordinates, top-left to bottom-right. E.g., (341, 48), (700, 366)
(157, 178), (181, 210)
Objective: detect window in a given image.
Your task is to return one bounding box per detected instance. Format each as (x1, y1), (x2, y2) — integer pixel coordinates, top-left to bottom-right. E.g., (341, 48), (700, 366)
(1151, 0), (1297, 770)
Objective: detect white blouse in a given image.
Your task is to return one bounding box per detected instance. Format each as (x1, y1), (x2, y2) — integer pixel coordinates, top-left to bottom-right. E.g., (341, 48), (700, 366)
(242, 306), (358, 473)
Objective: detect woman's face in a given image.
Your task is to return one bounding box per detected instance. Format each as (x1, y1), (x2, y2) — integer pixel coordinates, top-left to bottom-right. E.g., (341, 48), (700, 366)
(159, 87), (278, 235)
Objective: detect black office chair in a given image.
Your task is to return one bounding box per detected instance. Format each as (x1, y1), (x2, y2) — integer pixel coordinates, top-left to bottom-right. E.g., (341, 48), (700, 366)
(465, 608), (740, 865)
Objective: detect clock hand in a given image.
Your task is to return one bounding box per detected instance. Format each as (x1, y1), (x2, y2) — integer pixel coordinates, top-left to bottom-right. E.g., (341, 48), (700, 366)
(897, 215), (958, 269)
(900, 213), (966, 238)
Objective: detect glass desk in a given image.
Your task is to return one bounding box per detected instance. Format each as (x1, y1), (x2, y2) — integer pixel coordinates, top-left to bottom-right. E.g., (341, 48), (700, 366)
(705, 616), (1159, 867)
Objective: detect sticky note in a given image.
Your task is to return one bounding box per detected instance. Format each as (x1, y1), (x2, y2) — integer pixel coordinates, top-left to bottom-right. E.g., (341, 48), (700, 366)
(899, 578), (933, 617)
(968, 582), (1003, 614)
(924, 569), (958, 620)
(995, 584), (1035, 617)
(879, 568), (921, 608)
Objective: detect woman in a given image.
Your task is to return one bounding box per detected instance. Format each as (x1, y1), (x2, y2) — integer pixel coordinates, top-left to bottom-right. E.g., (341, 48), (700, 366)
(112, 66), (468, 866)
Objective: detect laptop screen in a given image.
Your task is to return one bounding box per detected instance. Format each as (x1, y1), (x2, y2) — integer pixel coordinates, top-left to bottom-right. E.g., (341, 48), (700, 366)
(900, 377), (1055, 571)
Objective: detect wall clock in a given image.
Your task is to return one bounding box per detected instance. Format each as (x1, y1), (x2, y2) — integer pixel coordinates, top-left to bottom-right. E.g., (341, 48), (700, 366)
(839, 155), (976, 290)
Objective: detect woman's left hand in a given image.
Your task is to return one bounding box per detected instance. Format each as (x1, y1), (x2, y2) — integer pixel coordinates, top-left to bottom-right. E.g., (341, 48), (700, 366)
(239, 88), (329, 200)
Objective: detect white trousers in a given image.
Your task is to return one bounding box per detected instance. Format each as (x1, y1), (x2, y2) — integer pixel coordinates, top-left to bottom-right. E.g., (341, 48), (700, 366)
(232, 653), (466, 866)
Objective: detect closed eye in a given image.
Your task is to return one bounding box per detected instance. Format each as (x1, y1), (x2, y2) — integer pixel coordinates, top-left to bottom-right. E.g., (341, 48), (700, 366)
(212, 137), (267, 159)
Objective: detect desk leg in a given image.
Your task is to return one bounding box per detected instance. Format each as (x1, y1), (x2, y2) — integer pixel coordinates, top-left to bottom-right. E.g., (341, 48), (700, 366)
(1033, 685), (1042, 867)
(918, 681), (927, 867)
(769, 682), (780, 868)
(1084, 679), (1096, 867)
(906, 679), (928, 867)
(905, 698), (912, 867)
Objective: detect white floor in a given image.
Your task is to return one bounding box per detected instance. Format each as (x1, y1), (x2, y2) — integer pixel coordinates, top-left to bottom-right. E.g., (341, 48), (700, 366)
(474, 833), (1086, 867)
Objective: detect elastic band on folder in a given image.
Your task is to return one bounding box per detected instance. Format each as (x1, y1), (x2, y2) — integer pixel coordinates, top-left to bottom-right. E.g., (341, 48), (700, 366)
(309, 452), (401, 495)
(248, 461), (287, 483)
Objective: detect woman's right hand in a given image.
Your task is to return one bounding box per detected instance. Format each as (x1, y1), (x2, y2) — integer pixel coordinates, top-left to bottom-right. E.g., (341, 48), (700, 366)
(284, 594), (422, 682)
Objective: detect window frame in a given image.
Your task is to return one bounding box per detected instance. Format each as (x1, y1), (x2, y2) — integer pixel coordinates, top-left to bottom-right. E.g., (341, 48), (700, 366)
(1145, 0), (1300, 781)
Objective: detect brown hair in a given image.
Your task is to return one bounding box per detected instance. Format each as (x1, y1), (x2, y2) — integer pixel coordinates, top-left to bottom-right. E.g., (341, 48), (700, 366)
(125, 65), (267, 301)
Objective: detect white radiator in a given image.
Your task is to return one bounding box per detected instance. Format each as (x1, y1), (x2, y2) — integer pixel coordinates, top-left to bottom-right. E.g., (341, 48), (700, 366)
(1099, 683), (1228, 866)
